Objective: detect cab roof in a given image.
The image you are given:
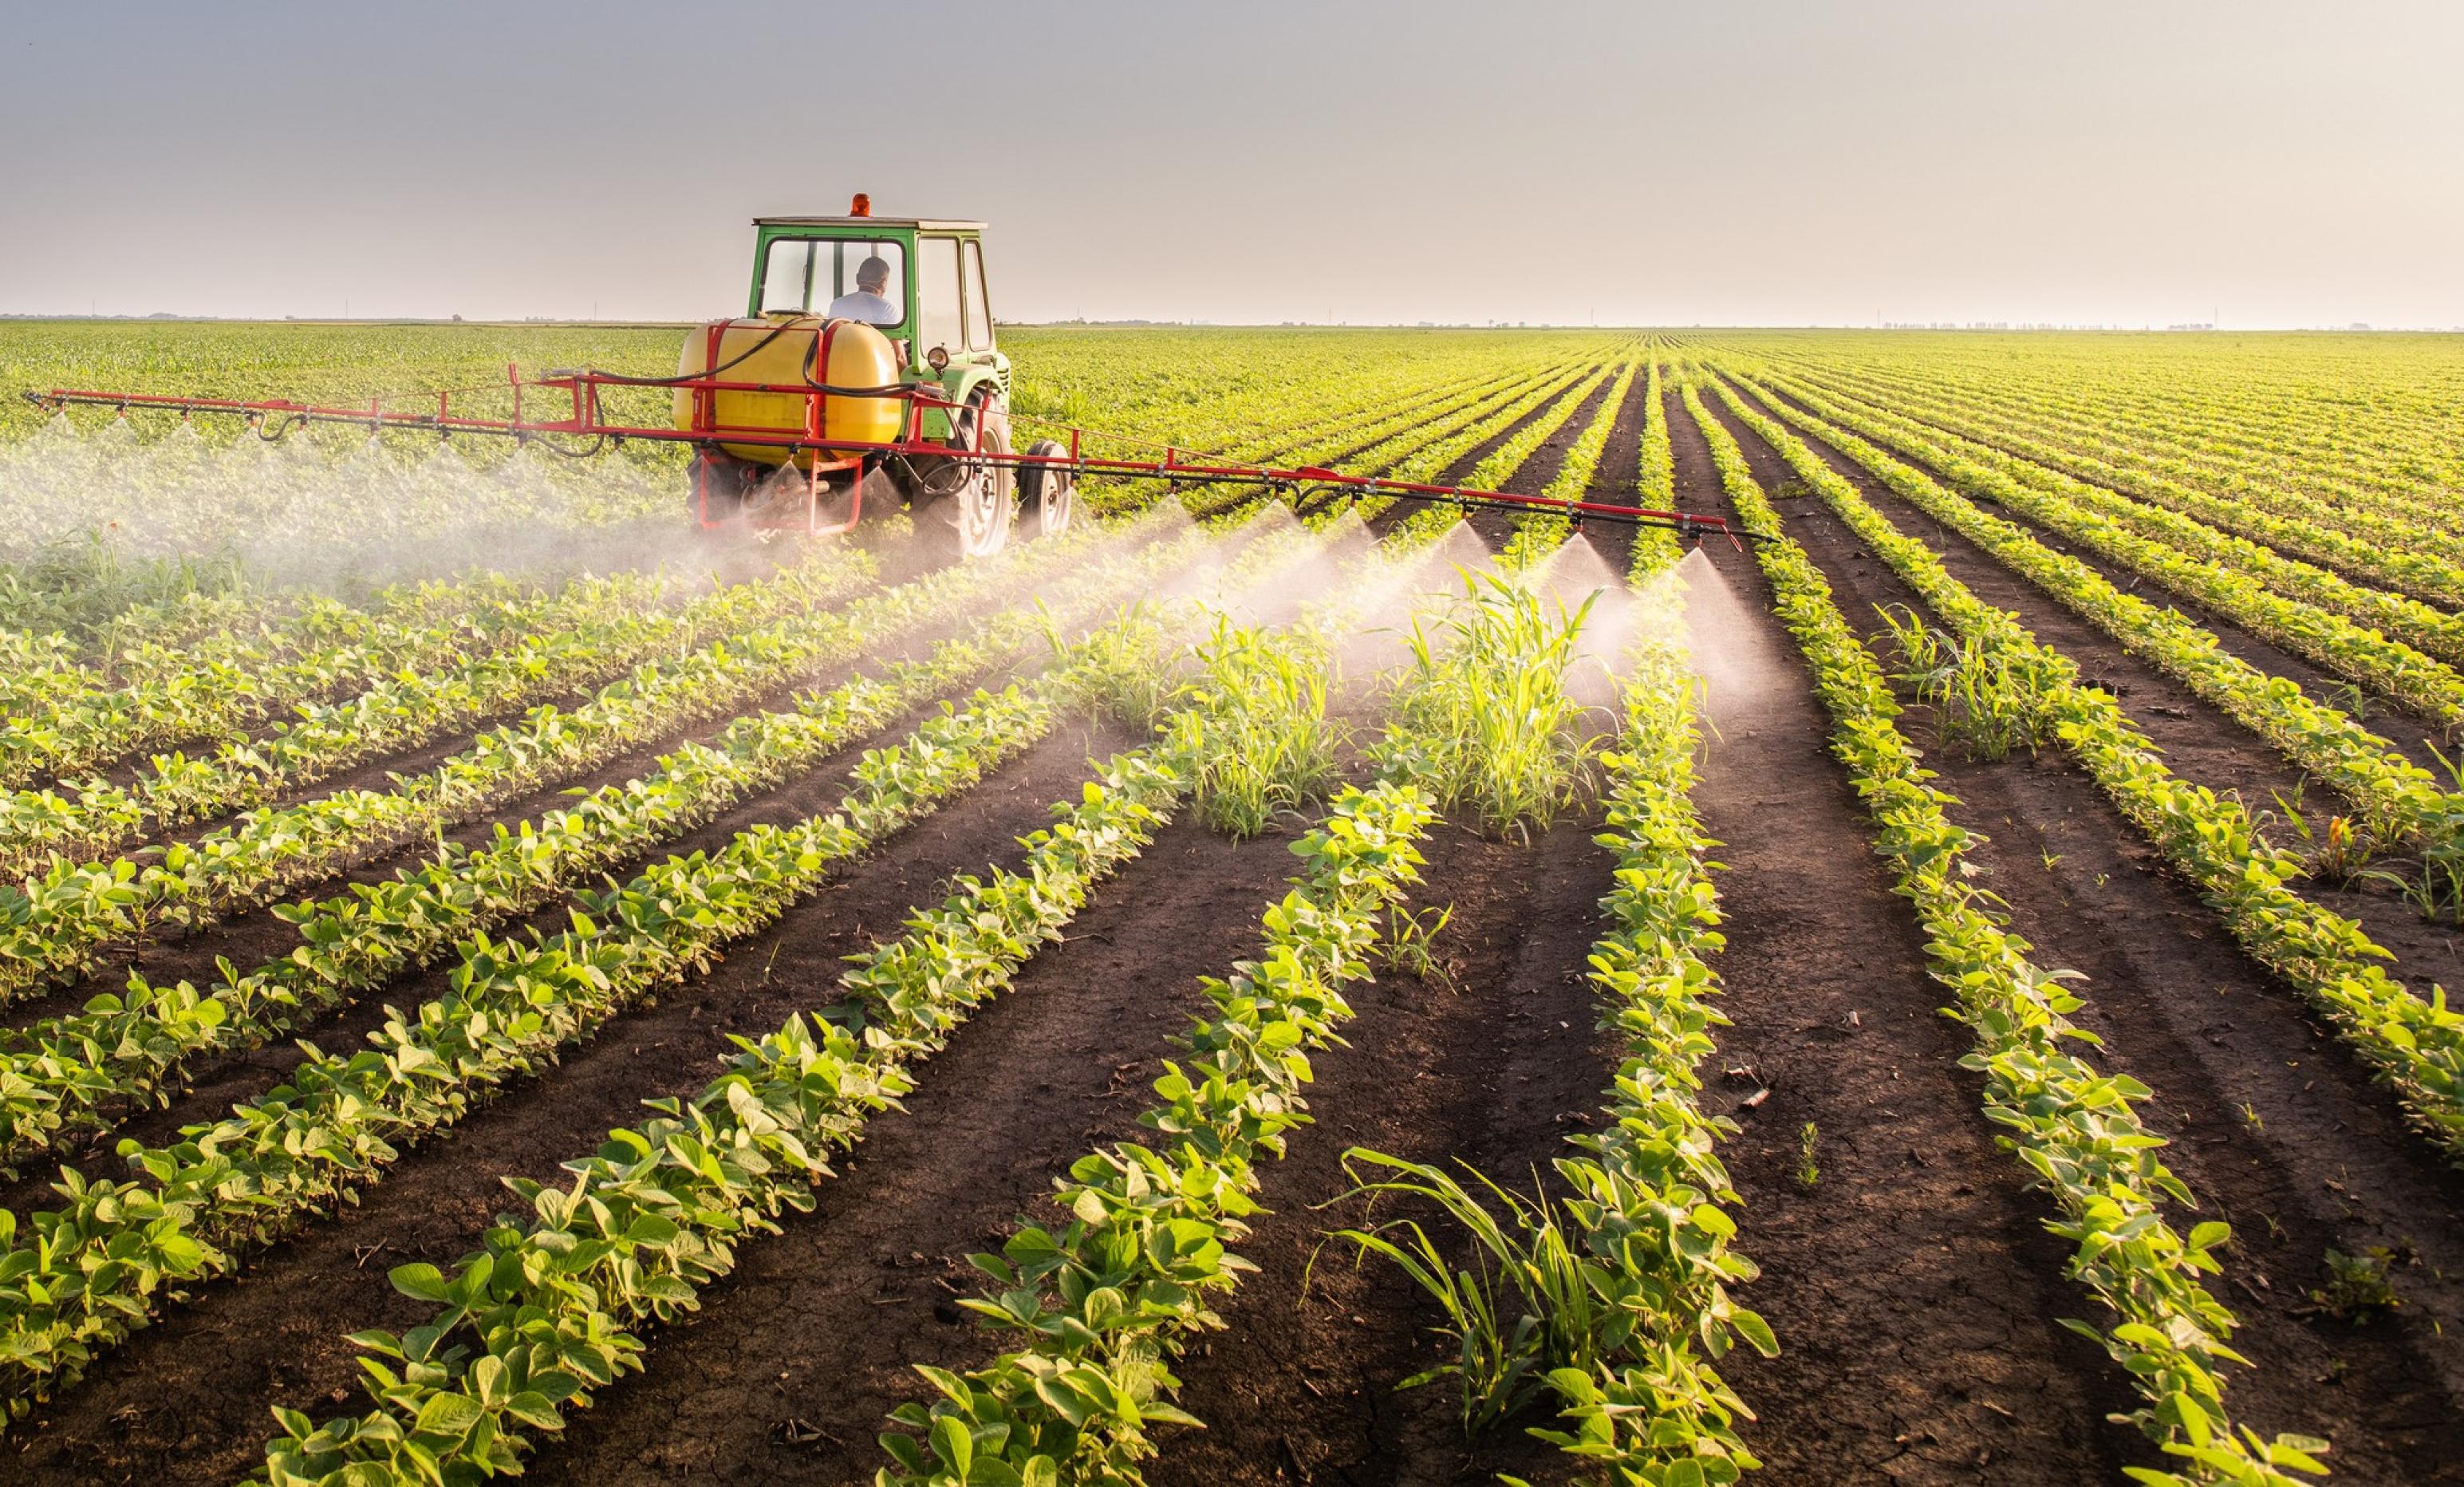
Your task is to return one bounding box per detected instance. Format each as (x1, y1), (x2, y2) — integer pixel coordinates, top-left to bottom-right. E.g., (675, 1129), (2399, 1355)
(754, 216), (986, 231)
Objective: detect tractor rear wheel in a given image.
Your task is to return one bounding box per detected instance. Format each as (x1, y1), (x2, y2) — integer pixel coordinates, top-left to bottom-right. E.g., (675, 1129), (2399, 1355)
(916, 392), (1014, 560)
(1017, 438), (1077, 540)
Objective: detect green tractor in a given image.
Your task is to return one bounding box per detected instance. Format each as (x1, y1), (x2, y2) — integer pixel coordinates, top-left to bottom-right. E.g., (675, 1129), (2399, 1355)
(677, 198), (1074, 557)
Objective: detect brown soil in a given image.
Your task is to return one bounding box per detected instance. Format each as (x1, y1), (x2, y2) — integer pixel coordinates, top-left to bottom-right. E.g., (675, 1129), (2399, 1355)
(1662, 385), (2130, 1483)
(1363, 365), (1612, 540)
(6, 724), (1129, 1484)
(1700, 382), (2464, 1481)
(7, 379), (2462, 1487)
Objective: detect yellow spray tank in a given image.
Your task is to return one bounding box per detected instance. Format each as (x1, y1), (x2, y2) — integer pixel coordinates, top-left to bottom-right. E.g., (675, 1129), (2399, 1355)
(672, 316), (904, 469)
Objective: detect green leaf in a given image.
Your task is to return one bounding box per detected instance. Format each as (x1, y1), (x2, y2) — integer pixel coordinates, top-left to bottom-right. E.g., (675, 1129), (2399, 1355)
(929, 1414), (973, 1476)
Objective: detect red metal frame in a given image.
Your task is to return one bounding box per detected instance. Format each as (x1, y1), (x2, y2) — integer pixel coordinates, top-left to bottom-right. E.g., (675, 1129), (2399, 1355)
(22, 366), (1751, 547)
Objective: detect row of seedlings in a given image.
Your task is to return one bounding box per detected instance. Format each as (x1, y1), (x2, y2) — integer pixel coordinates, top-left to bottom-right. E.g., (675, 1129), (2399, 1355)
(1710, 373), (2464, 902)
(0, 498), (1367, 1422)
(0, 528), (1112, 1005)
(873, 544), (1610, 1483)
(245, 501), (1472, 1480)
(0, 569), (674, 790)
(0, 518), (1238, 1167)
(0, 548), (877, 872)
(1689, 381), (2331, 1482)
(1755, 372), (2464, 735)
(1704, 377), (2464, 1147)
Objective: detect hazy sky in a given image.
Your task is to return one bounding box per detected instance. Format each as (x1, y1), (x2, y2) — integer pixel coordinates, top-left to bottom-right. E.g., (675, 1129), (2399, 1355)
(3, 1), (2458, 327)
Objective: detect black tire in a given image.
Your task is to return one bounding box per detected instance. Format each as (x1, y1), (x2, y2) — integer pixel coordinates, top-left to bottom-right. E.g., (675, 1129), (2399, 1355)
(1017, 438), (1078, 540)
(913, 392), (1015, 561)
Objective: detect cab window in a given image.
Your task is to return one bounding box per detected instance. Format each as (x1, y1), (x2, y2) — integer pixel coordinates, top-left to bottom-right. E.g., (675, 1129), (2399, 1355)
(758, 239), (814, 315)
(758, 237), (906, 324)
(962, 240), (995, 350)
(917, 236), (963, 355)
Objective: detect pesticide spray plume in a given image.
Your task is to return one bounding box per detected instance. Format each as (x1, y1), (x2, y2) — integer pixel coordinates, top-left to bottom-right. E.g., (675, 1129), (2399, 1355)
(1520, 533), (1635, 713)
(0, 414), (708, 604)
(1147, 502), (1291, 611)
(1671, 544), (1788, 738)
(1322, 516), (1504, 676)
(1313, 504), (1378, 564)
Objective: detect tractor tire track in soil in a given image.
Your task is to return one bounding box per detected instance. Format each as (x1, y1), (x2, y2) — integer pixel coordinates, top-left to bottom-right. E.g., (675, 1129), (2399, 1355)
(1666, 381), (2129, 1485)
(1703, 387), (2464, 1481)
(4, 724), (1124, 1485)
(1750, 380), (2456, 773)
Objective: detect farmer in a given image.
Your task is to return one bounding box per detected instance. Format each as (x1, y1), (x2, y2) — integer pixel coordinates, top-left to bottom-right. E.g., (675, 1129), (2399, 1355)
(827, 256), (901, 325)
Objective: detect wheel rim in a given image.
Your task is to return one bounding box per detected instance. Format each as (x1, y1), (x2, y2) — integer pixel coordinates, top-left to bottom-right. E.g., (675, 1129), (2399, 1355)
(953, 470), (1011, 555)
(1022, 439), (1075, 539)
(1039, 476), (1074, 537)
(948, 400), (1013, 558)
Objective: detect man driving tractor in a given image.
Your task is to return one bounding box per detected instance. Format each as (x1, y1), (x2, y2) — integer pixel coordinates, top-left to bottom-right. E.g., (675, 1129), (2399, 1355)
(827, 255), (900, 325)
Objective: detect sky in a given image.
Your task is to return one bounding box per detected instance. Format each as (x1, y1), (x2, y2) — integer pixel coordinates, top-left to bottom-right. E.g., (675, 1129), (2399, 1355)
(2, 0), (2458, 328)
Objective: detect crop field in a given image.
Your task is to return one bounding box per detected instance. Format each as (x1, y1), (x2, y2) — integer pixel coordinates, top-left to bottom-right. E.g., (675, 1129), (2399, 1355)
(0, 320), (2461, 1487)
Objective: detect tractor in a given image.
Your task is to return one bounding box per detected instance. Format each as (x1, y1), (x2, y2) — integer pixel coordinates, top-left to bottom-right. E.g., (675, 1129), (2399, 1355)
(674, 197), (1074, 558)
(25, 195), (1747, 558)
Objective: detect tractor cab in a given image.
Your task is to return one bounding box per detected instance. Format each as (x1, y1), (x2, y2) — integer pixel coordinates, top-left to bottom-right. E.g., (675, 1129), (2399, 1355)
(676, 197), (1071, 558)
(746, 211), (1008, 429)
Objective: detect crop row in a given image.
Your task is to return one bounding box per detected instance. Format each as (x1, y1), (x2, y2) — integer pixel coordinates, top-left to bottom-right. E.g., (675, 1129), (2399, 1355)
(1760, 373), (2464, 670)
(1340, 353), (1629, 532)
(0, 519), (1230, 1169)
(1697, 375), (2464, 1154)
(1129, 350), (1593, 519)
(241, 496), (1475, 1481)
(0, 658), (1072, 1417)
(881, 566), (1603, 1483)
(1237, 356), (1607, 526)
(1724, 333), (2464, 511)
(1750, 350), (2451, 528)
(1754, 372), (2464, 736)
(1774, 361), (2464, 606)
(0, 534), (1070, 1006)
(1484, 555), (1771, 1482)
(0, 482), (1384, 1425)
(1709, 376), (2464, 901)
(1500, 356), (1642, 569)
(1770, 353), (2464, 554)
(1625, 357), (1684, 578)
(0, 567), (665, 792)
(1690, 381), (2331, 1485)
(0, 547), (877, 876)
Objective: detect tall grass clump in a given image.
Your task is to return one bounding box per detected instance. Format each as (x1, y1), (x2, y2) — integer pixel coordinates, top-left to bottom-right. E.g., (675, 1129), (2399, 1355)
(1875, 604), (2062, 763)
(1165, 614), (1346, 838)
(1370, 573), (1602, 837)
